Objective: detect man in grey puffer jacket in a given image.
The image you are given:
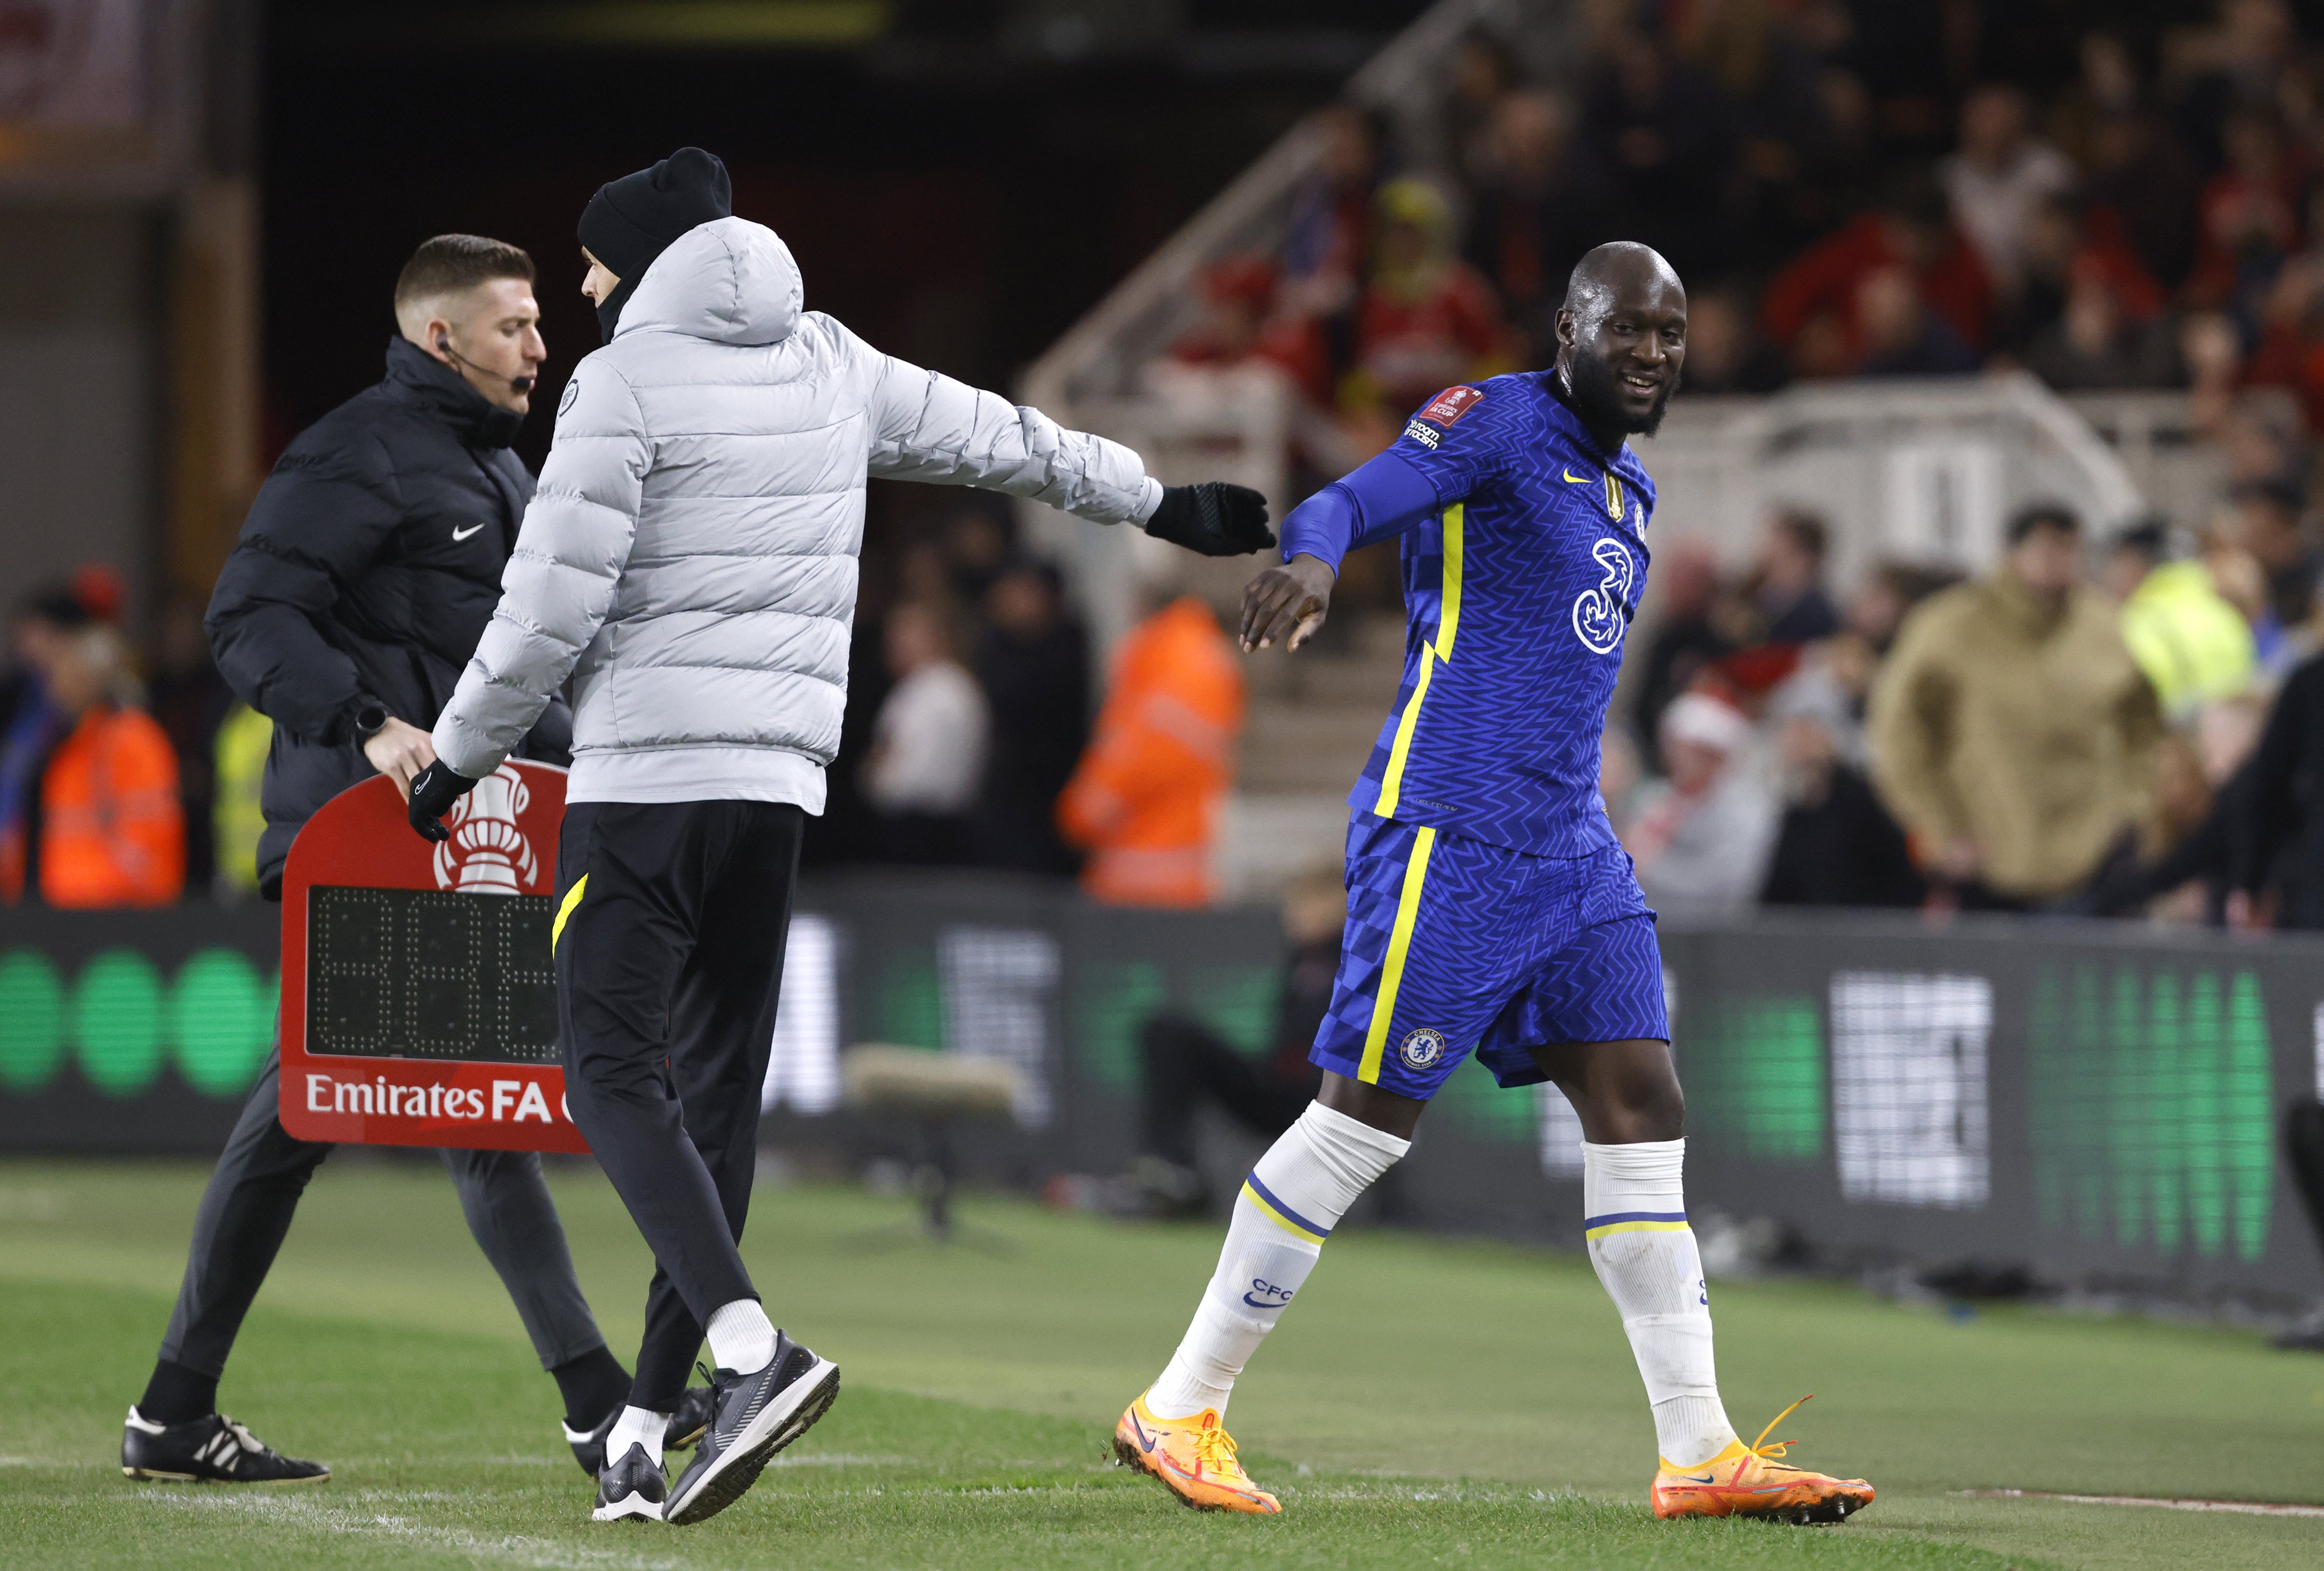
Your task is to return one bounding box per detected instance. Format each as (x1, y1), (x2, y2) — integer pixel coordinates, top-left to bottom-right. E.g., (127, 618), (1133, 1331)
(405, 148), (1271, 1526)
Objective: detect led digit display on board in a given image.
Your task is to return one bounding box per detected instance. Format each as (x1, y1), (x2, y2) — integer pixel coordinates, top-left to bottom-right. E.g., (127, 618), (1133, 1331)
(277, 762), (586, 1153)
(306, 887), (558, 1064)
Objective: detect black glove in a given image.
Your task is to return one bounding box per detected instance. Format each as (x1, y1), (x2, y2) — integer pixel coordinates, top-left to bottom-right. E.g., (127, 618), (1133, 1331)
(407, 759), (480, 842)
(1142, 482), (1275, 558)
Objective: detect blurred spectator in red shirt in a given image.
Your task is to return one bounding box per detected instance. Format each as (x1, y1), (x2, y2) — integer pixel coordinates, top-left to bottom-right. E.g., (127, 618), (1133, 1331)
(2186, 104), (2305, 315)
(1762, 168), (1995, 371)
(1280, 103), (1385, 324)
(2006, 195), (2166, 354)
(2025, 255), (2184, 390)
(1464, 89), (1611, 361)
(1169, 254), (1329, 403)
(1853, 266), (1980, 376)
(1631, 540), (1734, 771)
(1347, 178), (1512, 428)
(2242, 253), (2324, 431)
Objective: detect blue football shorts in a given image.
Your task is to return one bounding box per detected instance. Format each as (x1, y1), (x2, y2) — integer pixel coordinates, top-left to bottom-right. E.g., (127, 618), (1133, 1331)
(1308, 814), (1670, 1100)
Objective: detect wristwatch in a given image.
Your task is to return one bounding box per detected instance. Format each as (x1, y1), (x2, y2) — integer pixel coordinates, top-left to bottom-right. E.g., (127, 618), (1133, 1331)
(352, 699), (391, 741)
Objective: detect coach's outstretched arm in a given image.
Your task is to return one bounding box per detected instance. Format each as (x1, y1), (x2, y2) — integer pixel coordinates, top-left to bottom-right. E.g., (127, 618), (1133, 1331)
(412, 363), (646, 832)
(851, 323), (1273, 557)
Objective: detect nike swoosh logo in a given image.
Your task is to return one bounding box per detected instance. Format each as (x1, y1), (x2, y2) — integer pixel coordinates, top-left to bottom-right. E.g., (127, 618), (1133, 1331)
(451, 523), (487, 541)
(1562, 468), (1591, 484)
(1673, 1473), (1715, 1484)
(1241, 1293), (1288, 1310)
(1129, 1414), (1161, 1454)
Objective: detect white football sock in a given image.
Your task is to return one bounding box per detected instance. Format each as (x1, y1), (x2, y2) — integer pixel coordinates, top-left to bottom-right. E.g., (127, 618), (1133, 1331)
(1146, 1101), (1410, 1421)
(1583, 1138), (1739, 1468)
(605, 1404), (669, 1469)
(706, 1298), (777, 1376)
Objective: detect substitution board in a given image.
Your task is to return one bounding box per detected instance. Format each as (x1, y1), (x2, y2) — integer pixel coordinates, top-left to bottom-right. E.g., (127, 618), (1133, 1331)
(278, 761), (588, 1153)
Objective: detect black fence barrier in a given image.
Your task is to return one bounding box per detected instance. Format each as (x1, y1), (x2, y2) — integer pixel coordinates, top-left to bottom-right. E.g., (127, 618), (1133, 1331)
(4, 887), (2320, 1301)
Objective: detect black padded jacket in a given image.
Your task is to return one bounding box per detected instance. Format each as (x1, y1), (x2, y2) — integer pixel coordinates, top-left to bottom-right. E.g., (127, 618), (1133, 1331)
(205, 337), (570, 897)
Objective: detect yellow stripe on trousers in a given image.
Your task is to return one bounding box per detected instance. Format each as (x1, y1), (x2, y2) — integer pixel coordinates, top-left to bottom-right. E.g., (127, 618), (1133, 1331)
(551, 874), (588, 954)
(1373, 503), (1463, 819)
(1356, 826), (1438, 1084)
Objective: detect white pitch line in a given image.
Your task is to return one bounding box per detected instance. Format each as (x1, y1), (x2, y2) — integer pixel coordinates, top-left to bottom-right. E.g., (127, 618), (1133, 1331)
(1957, 1489), (2324, 1519)
(137, 1490), (693, 1569)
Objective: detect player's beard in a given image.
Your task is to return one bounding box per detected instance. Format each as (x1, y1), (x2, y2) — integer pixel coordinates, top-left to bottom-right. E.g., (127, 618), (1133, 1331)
(1565, 350), (1674, 438)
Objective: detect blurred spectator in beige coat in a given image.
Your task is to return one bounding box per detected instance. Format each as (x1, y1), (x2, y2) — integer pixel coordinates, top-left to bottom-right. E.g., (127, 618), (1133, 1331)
(1868, 504), (2162, 908)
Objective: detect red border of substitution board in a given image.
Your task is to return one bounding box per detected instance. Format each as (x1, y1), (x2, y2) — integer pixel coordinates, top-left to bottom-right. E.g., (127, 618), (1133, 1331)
(278, 761), (587, 1154)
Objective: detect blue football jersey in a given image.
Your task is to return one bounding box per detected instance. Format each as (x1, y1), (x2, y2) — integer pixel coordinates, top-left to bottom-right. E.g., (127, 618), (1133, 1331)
(1348, 373), (1655, 857)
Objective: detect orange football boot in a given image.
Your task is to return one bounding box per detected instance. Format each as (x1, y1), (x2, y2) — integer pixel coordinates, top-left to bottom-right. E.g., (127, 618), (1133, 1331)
(1652, 1396), (1874, 1524)
(1112, 1392), (1281, 1514)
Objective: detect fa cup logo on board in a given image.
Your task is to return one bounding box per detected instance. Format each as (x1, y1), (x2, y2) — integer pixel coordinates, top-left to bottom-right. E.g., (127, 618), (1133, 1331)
(1400, 1027), (1446, 1070)
(431, 764), (539, 895)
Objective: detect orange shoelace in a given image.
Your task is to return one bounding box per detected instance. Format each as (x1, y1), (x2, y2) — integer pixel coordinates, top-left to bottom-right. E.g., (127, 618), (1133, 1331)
(1743, 1394), (1815, 1465)
(1191, 1418), (1250, 1480)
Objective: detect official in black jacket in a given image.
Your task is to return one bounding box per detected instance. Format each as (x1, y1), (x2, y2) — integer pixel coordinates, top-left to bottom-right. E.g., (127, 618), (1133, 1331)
(206, 292), (569, 897)
(125, 237), (698, 1489)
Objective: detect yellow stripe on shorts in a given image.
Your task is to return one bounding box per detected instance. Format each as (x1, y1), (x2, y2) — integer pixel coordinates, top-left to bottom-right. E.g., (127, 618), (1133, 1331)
(551, 874), (588, 955)
(1356, 826), (1437, 1084)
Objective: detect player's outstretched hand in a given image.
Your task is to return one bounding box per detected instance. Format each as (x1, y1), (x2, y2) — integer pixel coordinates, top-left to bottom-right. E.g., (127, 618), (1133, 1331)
(1241, 552), (1336, 653)
(407, 759), (480, 842)
(1144, 482), (1275, 557)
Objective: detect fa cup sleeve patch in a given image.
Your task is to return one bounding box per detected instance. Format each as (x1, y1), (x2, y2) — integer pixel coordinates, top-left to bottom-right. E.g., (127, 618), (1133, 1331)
(1417, 385), (1484, 427)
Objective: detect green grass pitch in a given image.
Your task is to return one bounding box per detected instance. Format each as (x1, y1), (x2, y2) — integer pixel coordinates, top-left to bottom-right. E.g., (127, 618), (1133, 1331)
(0, 1159), (2320, 1569)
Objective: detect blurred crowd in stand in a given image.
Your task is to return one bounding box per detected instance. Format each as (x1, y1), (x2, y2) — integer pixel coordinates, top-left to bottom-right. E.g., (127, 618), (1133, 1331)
(1135, 0), (2324, 931)
(1170, 1), (2324, 458)
(841, 499), (1247, 907)
(1596, 489), (2324, 932)
(43, 2), (2324, 927)
(0, 566), (263, 909)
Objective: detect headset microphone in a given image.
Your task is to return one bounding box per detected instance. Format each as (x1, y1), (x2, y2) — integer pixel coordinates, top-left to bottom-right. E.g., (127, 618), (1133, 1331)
(437, 336), (536, 395)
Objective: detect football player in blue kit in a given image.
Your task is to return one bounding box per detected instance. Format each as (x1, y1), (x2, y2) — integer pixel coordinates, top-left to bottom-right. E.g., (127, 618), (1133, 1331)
(1112, 243), (1874, 1524)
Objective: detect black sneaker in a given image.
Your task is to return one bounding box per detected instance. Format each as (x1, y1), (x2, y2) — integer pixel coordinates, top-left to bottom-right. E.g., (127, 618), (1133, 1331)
(664, 1334), (839, 1526)
(564, 1386), (717, 1475)
(666, 1384), (715, 1450)
(591, 1441), (668, 1522)
(121, 1407), (329, 1484)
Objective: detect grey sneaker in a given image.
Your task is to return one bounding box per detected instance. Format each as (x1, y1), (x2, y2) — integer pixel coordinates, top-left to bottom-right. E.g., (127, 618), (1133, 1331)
(664, 1335), (839, 1526)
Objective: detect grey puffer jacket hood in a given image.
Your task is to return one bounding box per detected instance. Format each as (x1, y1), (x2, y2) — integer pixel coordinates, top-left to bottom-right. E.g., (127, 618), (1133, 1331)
(433, 217), (1159, 809)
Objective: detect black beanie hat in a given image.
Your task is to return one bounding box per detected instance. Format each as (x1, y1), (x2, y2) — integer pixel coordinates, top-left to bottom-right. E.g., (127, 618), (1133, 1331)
(579, 146), (733, 339)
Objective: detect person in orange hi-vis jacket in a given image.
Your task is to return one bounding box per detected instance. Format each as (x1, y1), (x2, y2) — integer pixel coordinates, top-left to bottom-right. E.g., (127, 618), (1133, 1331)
(1057, 593), (1246, 907)
(0, 608), (183, 908)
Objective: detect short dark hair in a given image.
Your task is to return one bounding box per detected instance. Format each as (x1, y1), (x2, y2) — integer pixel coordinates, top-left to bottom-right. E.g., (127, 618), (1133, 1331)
(2110, 518), (2168, 561)
(2006, 503), (2080, 546)
(1773, 509), (1829, 563)
(393, 234), (535, 313)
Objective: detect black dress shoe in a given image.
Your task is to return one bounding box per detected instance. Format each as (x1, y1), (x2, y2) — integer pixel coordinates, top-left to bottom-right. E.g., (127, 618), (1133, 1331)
(121, 1407), (329, 1484)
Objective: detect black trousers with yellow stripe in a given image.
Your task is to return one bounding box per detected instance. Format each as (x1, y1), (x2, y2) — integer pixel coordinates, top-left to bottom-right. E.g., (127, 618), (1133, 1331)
(552, 799), (803, 1410)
